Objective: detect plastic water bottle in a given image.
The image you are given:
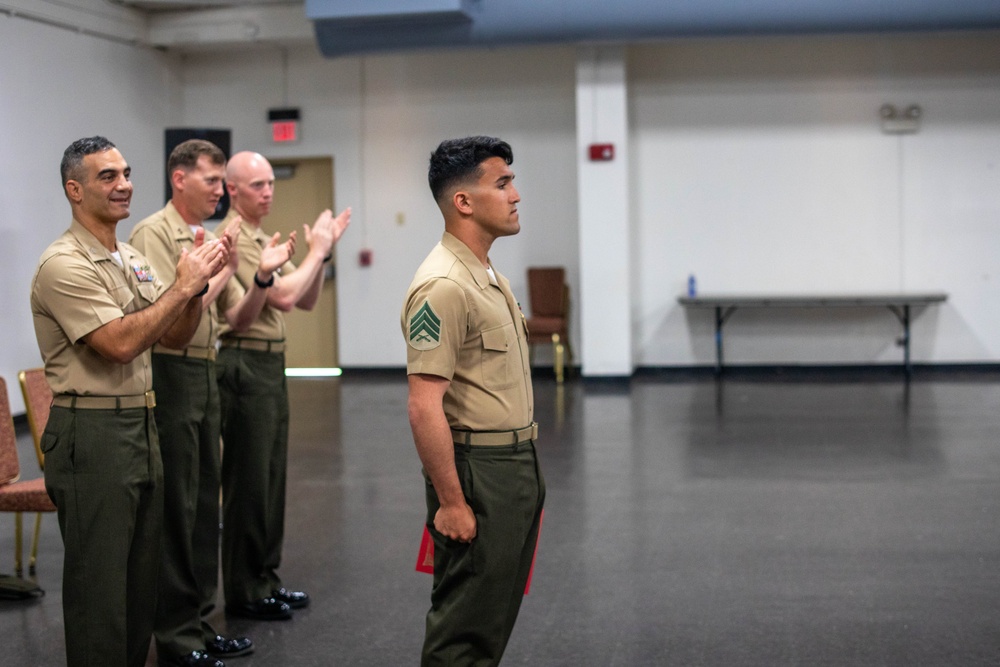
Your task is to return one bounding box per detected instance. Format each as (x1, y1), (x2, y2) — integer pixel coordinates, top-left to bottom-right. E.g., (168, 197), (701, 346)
(687, 274), (697, 298)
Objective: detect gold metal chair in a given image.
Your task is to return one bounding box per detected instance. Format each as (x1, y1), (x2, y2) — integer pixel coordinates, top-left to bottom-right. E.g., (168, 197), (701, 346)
(1, 374), (56, 577)
(17, 370), (48, 472)
(17, 369), (53, 576)
(525, 267), (572, 382)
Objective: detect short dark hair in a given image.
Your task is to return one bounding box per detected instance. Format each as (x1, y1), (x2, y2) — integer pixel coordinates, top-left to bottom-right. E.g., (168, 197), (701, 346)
(167, 139), (226, 176)
(428, 136), (513, 204)
(60, 136), (116, 185)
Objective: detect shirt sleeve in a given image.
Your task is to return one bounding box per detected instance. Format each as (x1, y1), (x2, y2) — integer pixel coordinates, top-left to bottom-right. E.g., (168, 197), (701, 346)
(215, 273), (246, 313)
(403, 277), (468, 380)
(33, 253), (128, 345)
(233, 231), (263, 289)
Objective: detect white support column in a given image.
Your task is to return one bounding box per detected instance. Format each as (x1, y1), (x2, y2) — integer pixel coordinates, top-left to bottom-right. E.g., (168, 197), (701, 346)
(576, 46), (633, 377)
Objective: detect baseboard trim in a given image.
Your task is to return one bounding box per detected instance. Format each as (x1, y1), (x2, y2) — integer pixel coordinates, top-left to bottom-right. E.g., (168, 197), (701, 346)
(634, 363), (1000, 381)
(334, 363), (1000, 382)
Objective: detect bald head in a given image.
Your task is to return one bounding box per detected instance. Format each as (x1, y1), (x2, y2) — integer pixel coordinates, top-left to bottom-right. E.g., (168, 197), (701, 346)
(226, 151), (268, 183)
(226, 151), (274, 225)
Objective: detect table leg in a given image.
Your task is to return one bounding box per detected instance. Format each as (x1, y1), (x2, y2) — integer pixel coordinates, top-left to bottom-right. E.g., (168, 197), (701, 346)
(903, 304), (911, 378)
(715, 306), (723, 375)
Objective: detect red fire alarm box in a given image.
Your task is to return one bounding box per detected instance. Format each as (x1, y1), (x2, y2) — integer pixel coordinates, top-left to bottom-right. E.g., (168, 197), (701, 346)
(588, 143), (614, 161)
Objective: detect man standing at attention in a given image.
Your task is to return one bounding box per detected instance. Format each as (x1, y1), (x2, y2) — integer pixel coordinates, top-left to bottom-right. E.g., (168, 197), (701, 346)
(31, 136), (229, 667)
(402, 136), (545, 667)
(129, 139), (296, 667)
(218, 151), (350, 620)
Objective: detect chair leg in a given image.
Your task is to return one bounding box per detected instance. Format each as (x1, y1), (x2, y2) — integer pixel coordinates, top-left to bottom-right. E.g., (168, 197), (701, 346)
(15, 511), (24, 577)
(553, 334), (565, 383)
(30, 512), (43, 576)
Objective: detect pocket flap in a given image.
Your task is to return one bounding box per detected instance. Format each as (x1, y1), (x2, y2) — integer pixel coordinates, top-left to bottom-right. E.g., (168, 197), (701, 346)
(136, 282), (159, 304)
(40, 431), (59, 455)
(481, 327), (508, 352)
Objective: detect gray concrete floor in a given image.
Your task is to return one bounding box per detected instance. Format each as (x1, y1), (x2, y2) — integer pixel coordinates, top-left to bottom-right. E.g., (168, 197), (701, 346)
(1, 371), (999, 666)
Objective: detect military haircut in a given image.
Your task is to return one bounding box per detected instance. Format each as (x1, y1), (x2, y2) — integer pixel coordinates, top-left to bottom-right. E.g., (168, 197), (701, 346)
(428, 136), (513, 205)
(60, 136), (117, 186)
(167, 139), (226, 175)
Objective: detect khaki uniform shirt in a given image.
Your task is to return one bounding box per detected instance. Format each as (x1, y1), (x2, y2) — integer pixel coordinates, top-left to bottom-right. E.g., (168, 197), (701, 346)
(31, 218), (165, 396)
(219, 211), (297, 342)
(129, 202), (244, 350)
(402, 232), (533, 432)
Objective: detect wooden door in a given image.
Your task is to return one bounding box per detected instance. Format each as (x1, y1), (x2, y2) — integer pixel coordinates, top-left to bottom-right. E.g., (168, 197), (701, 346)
(264, 157), (339, 368)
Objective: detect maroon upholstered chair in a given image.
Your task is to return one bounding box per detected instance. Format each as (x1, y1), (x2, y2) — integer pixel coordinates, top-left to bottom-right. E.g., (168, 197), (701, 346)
(0, 375), (56, 578)
(525, 267), (572, 382)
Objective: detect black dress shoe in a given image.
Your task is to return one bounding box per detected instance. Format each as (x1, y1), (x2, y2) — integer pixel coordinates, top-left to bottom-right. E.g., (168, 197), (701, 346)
(205, 634), (254, 658)
(272, 587), (310, 609)
(175, 650), (225, 667)
(226, 597), (292, 620)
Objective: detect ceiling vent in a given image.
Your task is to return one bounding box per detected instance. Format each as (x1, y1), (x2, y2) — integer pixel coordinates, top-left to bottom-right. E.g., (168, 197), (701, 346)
(306, 0), (475, 56)
(306, 0), (1000, 58)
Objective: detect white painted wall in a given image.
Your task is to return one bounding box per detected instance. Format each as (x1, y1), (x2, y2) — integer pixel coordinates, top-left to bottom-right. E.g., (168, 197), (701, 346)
(178, 44), (580, 368)
(631, 32), (1000, 365)
(3, 20), (1000, 413)
(576, 47), (633, 376)
(178, 32), (1000, 371)
(0, 15), (181, 413)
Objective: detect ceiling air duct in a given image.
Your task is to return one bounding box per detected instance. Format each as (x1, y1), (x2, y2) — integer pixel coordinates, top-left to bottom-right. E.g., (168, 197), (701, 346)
(306, 0), (1000, 58)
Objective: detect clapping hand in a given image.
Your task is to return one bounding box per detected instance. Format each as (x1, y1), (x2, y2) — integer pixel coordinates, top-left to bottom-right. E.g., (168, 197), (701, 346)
(219, 215), (243, 274)
(303, 207), (351, 261)
(257, 231), (296, 278)
(177, 227), (229, 295)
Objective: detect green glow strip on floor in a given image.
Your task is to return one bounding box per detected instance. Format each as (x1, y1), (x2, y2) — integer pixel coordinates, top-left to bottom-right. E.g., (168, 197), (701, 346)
(285, 367), (343, 377)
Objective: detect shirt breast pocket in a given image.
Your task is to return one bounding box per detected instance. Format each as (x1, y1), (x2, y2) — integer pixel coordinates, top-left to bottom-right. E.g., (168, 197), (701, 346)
(135, 282), (158, 307)
(480, 324), (517, 391)
(109, 282), (135, 311)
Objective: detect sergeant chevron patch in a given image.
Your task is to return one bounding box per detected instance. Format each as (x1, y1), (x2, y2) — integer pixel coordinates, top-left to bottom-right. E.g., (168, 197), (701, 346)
(408, 301), (442, 350)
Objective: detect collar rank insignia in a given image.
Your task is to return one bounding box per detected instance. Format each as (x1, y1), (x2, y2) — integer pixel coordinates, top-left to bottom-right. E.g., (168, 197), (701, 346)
(408, 301), (442, 351)
(131, 263), (154, 282)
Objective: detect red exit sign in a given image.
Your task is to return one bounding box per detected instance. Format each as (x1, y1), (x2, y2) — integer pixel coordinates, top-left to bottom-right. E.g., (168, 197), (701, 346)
(271, 121), (298, 143)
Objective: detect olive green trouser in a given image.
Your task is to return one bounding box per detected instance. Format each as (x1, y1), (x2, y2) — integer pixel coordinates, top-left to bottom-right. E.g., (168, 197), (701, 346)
(43, 404), (163, 667)
(151, 354), (222, 662)
(422, 440), (546, 667)
(217, 347), (290, 604)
